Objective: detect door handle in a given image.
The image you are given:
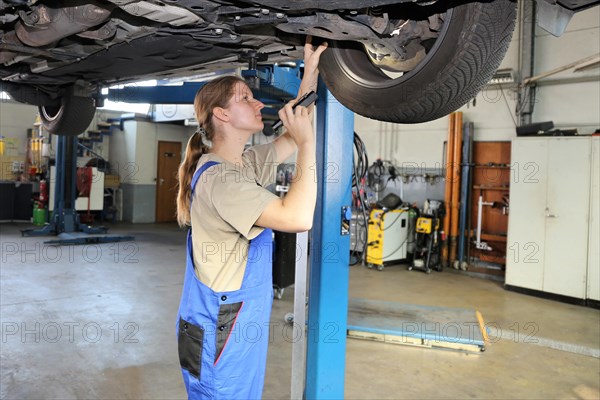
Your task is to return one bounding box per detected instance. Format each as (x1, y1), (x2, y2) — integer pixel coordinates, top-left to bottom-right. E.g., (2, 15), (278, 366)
(159, 178), (165, 185)
(545, 207), (556, 218)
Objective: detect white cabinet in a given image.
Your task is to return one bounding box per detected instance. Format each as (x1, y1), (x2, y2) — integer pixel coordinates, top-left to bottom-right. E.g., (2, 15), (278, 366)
(506, 137), (598, 301)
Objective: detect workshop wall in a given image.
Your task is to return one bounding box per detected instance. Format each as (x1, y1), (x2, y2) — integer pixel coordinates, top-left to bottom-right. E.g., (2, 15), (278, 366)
(356, 6), (600, 167)
(110, 120), (194, 223)
(533, 8), (600, 131)
(0, 101), (39, 180)
(0, 100), (123, 169)
(0, 100), (38, 153)
(0, 98), (252, 223)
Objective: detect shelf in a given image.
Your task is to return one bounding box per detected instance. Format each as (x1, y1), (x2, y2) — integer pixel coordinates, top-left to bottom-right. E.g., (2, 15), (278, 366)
(464, 264), (506, 276)
(470, 252), (506, 265)
(481, 233), (508, 243)
(470, 141), (511, 270)
(473, 185), (510, 191)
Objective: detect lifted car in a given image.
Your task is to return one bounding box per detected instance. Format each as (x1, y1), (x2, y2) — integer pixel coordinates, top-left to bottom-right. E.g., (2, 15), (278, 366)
(1, 0), (597, 135)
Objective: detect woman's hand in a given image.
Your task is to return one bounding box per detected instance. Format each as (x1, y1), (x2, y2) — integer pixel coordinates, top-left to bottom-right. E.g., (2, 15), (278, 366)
(257, 94), (318, 234)
(271, 36), (325, 162)
(304, 37), (328, 77)
(299, 37), (328, 95)
(278, 101), (314, 147)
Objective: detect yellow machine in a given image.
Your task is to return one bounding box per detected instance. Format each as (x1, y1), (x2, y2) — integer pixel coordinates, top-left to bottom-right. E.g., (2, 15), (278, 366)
(415, 217), (439, 234)
(410, 214), (443, 274)
(366, 208), (410, 271)
(415, 217), (431, 234)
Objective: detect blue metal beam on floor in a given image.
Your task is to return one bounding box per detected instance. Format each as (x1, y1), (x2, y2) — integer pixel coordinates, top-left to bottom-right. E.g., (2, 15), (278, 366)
(347, 298), (486, 353)
(305, 80), (354, 399)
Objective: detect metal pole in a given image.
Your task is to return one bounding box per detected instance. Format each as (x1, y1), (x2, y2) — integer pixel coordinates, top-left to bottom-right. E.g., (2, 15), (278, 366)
(442, 113), (456, 266)
(64, 135), (77, 210)
(305, 81), (353, 399)
(449, 112), (463, 265)
(290, 231), (308, 400)
(476, 193), (483, 245)
(518, 0), (536, 126)
(457, 122), (473, 269)
(54, 135), (64, 218)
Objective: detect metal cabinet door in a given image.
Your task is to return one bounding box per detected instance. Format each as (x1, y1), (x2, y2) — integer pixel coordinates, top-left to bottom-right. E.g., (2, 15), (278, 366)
(543, 138), (591, 298)
(586, 137), (600, 301)
(506, 138), (548, 291)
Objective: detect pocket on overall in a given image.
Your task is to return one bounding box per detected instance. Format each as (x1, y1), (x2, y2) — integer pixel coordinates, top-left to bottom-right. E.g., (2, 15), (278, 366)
(215, 301), (243, 365)
(178, 317), (204, 379)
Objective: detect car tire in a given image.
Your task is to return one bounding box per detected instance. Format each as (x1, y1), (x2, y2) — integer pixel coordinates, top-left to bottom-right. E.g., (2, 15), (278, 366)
(39, 90), (96, 136)
(319, 0), (517, 123)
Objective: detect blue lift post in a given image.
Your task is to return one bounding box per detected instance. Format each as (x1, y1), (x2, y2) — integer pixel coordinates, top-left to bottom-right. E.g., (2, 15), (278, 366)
(306, 81), (354, 399)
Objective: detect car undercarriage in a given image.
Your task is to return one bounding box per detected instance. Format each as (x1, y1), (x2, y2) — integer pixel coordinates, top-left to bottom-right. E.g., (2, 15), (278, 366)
(1, 0), (597, 133)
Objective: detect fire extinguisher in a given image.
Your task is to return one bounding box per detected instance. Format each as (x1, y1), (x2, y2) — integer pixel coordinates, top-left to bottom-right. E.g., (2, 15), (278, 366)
(39, 179), (48, 205)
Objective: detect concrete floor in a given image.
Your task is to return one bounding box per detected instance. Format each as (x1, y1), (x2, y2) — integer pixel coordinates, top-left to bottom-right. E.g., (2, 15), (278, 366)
(1, 222), (599, 399)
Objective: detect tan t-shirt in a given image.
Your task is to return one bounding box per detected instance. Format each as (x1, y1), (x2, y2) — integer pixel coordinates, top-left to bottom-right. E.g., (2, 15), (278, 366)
(190, 143), (279, 292)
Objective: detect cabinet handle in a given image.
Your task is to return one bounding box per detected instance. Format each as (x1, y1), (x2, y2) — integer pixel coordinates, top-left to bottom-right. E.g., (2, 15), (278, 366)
(545, 208), (556, 218)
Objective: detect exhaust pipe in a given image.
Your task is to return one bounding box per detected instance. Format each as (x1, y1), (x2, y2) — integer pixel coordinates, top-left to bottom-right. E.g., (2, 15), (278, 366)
(15, 3), (112, 47)
(1, 2), (112, 64)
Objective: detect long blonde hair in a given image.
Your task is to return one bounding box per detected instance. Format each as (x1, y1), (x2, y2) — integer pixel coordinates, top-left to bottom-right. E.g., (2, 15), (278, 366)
(176, 75), (246, 227)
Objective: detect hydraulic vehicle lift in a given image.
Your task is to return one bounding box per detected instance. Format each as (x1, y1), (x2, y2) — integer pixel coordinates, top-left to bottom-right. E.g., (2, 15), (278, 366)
(21, 134), (134, 245)
(108, 62), (354, 399)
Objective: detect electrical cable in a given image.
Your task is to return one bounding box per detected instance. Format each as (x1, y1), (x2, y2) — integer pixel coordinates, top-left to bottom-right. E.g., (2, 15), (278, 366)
(500, 85), (518, 127)
(516, 85), (531, 115)
(368, 233), (411, 265)
(367, 160), (388, 193)
(377, 209), (409, 232)
(351, 135), (421, 266)
(352, 132), (369, 188)
(350, 132), (370, 265)
(367, 158), (402, 195)
(516, 84), (537, 124)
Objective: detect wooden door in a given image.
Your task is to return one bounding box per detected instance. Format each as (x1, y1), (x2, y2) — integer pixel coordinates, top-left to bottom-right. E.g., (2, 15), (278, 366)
(156, 141), (181, 223)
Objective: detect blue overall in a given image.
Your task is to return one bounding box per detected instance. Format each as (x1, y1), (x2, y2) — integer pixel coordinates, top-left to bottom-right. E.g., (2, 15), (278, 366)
(177, 161), (274, 399)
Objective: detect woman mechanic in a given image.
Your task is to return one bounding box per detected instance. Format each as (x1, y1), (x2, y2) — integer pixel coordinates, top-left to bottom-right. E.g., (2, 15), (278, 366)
(175, 39), (328, 399)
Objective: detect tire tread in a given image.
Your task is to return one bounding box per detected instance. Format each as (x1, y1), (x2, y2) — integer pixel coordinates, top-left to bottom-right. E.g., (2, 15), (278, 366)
(321, 0), (517, 123)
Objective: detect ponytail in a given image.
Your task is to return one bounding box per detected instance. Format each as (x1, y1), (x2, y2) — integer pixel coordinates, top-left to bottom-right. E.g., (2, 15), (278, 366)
(176, 131), (208, 227)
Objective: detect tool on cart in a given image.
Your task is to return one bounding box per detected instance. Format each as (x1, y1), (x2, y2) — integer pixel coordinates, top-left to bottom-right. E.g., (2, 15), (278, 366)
(409, 200), (445, 274)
